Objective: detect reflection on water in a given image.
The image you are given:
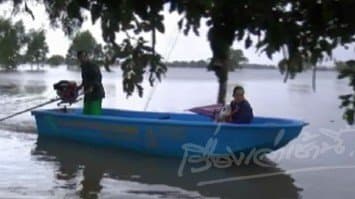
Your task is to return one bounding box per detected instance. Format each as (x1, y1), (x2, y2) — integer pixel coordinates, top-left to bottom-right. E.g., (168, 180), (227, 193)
(0, 83), (21, 96)
(0, 81), (47, 96)
(23, 82), (47, 95)
(32, 137), (302, 199)
(288, 83), (312, 93)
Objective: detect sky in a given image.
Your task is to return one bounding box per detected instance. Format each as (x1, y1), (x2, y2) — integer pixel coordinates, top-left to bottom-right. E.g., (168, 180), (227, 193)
(1, 2), (355, 66)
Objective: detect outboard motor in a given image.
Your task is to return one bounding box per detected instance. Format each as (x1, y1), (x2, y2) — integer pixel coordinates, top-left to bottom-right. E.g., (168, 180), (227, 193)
(53, 80), (79, 105)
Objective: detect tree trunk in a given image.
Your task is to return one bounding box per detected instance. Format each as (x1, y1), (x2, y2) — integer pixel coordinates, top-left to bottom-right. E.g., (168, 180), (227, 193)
(214, 59), (229, 105)
(207, 24), (234, 105)
(217, 78), (227, 104)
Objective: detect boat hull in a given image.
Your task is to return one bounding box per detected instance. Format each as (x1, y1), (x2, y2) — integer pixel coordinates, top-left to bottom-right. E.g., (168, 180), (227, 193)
(31, 109), (306, 157)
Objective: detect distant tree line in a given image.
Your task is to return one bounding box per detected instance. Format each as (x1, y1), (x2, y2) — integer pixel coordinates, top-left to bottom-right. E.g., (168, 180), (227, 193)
(167, 49), (254, 71)
(0, 18), (336, 73)
(0, 17), (65, 71)
(167, 60), (208, 68)
(0, 18), (118, 71)
(0, 18), (48, 70)
(167, 61), (278, 69)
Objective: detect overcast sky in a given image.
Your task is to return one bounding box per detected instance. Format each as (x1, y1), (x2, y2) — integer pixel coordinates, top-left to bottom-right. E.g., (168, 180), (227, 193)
(1, 2), (354, 66)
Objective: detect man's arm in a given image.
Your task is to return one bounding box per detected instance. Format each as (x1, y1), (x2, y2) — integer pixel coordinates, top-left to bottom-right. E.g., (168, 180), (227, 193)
(78, 65), (95, 94)
(77, 83), (93, 94)
(227, 104), (239, 122)
(77, 83), (83, 90)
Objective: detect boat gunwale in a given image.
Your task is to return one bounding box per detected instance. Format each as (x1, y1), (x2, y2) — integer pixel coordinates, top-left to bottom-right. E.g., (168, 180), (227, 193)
(31, 108), (307, 129)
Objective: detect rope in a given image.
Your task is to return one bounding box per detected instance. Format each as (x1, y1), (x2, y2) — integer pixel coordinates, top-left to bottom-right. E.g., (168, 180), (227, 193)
(0, 89), (86, 122)
(0, 97), (60, 122)
(143, 28), (181, 111)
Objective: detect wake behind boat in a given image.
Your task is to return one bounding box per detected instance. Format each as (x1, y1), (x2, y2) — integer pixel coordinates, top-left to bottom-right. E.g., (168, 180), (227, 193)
(31, 108), (307, 157)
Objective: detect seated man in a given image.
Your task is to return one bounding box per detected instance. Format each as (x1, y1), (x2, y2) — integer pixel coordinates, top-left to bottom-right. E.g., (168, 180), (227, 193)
(228, 86), (254, 124)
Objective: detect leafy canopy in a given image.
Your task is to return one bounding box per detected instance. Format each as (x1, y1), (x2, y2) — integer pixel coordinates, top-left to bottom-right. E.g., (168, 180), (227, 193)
(67, 30), (98, 62)
(0, 18), (26, 70)
(5, 0), (355, 122)
(47, 54), (65, 66)
(229, 49), (248, 71)
(25, 29), (49, 67)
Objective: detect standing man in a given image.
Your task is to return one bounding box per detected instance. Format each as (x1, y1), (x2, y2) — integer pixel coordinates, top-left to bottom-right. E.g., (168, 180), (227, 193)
(77, 51), (105, 115)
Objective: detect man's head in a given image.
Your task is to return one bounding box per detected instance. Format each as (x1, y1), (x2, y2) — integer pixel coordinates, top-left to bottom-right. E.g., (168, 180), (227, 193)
(77, 50), (88, 63)
(233, 85), (245, 103)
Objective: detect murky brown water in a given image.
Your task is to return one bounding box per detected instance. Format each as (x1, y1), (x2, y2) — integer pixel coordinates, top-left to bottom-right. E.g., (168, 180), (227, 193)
(0, 66), (354, 198)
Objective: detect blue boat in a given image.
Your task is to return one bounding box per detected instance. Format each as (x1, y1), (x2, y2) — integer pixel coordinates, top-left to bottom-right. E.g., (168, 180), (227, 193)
(31, 108), (307, 157)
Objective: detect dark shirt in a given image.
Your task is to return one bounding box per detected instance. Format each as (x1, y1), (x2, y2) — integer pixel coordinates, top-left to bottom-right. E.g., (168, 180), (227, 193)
(81, 61), (105, 101)
(230, 100), (254, 124)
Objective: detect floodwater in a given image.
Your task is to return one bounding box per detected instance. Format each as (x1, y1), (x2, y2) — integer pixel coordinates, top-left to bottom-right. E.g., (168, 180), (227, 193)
(0, 66), (355, 199)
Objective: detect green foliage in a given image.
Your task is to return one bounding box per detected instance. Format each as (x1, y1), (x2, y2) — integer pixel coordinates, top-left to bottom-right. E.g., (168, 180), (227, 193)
(167, 60), (208, 68)
(25, 29), (49, 69)
(47, 54), (65, 66)
(0, 18), (26, 70)
(7, 0), (355, 123)
(10, 1), (355, 75)
(229, 49), (248, 71)
(42, 0), (168, 97)
(120, 37), (167, 97)
(67, 30), (99, 64)
(337, 61), (355, 124)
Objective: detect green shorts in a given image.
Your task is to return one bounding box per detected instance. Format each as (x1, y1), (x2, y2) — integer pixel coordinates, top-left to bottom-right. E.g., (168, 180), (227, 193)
(83, 99), (102, 115)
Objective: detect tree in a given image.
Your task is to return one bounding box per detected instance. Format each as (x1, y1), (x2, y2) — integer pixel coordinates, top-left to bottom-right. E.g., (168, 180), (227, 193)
(229, 49), (248, 71)
(100, 43), (117, 72)
(7, 0), (355, 123)
(47, 54), (65, 66)
(25, 29), (49, 70)
(0, 18), (26, 70)
(67, 30), (99, 64)
(67, 31), (115, 72)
